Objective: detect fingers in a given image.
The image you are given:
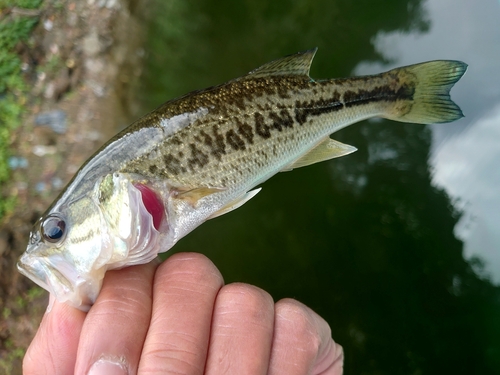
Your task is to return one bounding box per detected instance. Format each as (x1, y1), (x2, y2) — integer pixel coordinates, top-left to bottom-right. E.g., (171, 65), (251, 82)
(137, 252), (224, 374)
(205, 283), (275, 375)
(269, 299), (344, 375)
(23, 295), (86, 375)
(74, 260), (158, 375)
(25, 253), (344, 375)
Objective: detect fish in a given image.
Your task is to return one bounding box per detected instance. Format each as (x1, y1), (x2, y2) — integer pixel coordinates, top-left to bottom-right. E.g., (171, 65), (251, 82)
(17, 49), (467, 310)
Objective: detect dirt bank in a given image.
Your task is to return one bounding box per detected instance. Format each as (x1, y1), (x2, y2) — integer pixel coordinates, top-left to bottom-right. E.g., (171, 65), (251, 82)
(0, 1), (146, 372)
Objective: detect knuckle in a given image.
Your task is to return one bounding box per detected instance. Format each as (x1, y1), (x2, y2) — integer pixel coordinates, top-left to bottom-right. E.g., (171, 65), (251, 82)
(218, 283), (274, 314)
(95, 283), (152, 320)
(140, 345), (203, 375)
(275, 298), (321, 354)
(155, 252), (223, 290)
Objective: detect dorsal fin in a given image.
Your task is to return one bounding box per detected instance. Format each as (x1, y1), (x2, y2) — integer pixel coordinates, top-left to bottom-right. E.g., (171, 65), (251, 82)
(246, 48), (318, 79)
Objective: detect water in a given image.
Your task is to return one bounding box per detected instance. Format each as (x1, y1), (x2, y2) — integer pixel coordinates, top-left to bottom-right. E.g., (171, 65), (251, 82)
(129, 0), (500, 373)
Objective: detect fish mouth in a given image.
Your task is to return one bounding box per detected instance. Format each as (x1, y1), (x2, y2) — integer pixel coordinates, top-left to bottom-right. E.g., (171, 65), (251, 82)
(17, 252), (72, 298)
(17, 252), (93, 310)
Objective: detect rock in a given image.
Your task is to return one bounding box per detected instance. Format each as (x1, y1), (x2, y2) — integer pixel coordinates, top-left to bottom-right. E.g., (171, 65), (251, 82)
(8, 156), (29, 170)
(86, 79), (106, 97)
(34, 110), (67, 134)
(51, 177), (64, 190)
(43, 81), (55, 99)
(83, 29), (101, 57)
(84, 58), (104, 74)
(97, 0), (119, 9)
(35, 182), (47, 193)
(43, 19), (53, 31)
(32, 145), (57, 157)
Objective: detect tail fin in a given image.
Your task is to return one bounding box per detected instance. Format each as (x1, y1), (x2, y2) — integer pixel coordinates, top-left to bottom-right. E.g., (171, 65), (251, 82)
(385, 60), (467, 124)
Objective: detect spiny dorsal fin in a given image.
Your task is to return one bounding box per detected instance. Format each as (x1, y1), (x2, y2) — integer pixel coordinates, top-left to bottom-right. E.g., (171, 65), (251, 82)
(246, 48), (318, 78)
(281, 137), (357, 171)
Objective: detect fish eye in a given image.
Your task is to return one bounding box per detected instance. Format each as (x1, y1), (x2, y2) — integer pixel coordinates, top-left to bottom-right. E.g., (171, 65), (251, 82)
(41, 214), (66, 244)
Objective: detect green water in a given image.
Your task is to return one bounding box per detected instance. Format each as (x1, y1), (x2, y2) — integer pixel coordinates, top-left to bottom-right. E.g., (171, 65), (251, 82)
(129, 0), (500, 373)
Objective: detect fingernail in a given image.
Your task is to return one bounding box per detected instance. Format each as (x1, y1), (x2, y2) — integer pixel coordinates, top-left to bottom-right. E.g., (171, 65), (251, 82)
(87, 358), (128, 375)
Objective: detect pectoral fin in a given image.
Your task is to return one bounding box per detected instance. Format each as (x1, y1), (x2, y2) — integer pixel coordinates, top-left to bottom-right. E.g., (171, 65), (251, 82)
(176, 186), (226, 206)
(282, 138), (357, 171)
(209, 188), (262, 219)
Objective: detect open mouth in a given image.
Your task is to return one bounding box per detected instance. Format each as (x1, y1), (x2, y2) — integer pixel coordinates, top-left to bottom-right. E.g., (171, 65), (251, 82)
(18, 254), (52, 292)
(17, 251), (98, 310)
(17, 252), (74, 301)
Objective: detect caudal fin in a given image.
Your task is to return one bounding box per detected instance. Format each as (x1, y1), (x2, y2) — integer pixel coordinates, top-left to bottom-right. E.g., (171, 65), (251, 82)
(385, 60), (467, 124)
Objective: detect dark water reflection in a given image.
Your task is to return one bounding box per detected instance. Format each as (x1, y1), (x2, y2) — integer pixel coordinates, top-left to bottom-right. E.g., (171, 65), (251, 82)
(129, 0), (500, 373)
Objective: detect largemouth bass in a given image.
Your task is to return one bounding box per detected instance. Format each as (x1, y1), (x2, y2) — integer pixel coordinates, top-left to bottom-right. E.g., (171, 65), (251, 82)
(18, 49), (467, 310)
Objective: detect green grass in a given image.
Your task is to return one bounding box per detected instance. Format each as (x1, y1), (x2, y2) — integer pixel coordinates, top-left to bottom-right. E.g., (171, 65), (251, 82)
(0, 0), (42, 219)
(0, 285), (44, 372)
(0, 341), (25, 375)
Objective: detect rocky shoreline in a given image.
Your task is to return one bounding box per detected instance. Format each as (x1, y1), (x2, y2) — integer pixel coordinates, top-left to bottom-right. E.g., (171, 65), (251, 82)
(0, 1), (146, 372)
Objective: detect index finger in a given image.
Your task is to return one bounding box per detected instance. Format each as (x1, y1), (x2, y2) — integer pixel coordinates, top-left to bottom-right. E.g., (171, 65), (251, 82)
(74, 261), (158, 375)
(138, 252), (224, 374)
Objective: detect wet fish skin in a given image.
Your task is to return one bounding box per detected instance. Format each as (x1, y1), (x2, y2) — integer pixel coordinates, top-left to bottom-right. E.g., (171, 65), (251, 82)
(17, 49), (467, 310)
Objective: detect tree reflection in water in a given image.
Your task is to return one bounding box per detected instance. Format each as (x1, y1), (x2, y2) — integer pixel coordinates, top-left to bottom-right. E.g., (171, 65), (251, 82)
(134, 0), (500, 373)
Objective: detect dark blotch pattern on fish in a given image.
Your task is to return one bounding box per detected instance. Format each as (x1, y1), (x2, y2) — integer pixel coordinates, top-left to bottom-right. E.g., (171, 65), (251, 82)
(187, 144), (209, 171)
(163, 154), (186, 175)
(211, 126), (227, 159)
(226, 129), (246, 150)
(343, 83), (414, 108)
(121, 72), (418, 183)
(170, 136), (182, 145)
(70, 229), (96, 245)
(254, 112), (271, 139)
(294, 92), (343, 125)
(227, 95), (246, 110)
(237, 122), (254, 144)
(269, 109), (294, 131)
(199, 130), (214, 150)
(193, 127), (228, 162)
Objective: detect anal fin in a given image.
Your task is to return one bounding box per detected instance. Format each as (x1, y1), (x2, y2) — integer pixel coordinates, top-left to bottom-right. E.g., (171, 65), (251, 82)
(282, 138), (357, 171)
(209, 188), (262, 219)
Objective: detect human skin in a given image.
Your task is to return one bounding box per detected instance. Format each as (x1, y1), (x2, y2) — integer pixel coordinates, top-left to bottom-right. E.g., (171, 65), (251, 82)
(22, 252), (343, 375)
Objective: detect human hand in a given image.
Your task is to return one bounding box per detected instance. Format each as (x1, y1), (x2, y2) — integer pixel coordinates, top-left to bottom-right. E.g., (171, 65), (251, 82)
(23, 252), (343, 375)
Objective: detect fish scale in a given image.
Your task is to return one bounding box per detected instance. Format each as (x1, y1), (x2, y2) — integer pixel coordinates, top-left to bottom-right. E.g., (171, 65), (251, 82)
(124, 72), (412, 190)
(17, 49), (467, 310)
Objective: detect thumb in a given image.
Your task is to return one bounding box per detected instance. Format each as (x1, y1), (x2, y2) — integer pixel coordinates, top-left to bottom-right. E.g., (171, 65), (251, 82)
(23, 294), (86, 375)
